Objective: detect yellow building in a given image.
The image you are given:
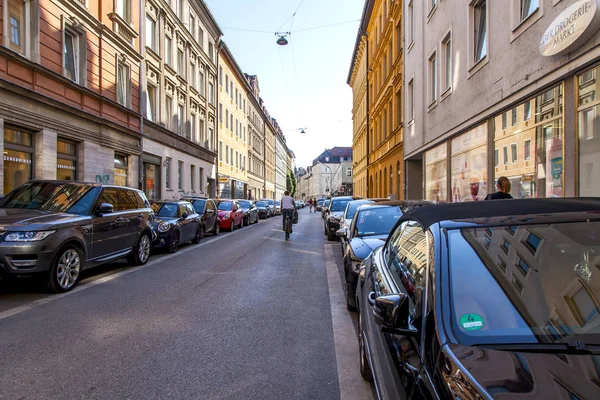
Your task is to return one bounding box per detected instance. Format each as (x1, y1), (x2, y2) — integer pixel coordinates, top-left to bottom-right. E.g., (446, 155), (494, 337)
(218, 44), (248, 198)
(264, 121), (276, 199)
(348, 0), (404, 199)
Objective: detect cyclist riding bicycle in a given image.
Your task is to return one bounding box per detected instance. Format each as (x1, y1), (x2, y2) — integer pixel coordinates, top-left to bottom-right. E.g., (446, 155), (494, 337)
(281, 191), (297, 234)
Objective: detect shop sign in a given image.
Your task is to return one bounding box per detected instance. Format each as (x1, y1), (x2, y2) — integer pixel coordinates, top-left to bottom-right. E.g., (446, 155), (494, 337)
(540, 0), (600, 56)
(3, 156), (31, 164)
(218, 177), (229, 183)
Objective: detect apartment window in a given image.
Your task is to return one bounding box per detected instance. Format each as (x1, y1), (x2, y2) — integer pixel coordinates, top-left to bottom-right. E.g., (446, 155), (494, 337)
(524, 139), (531, 160)
(178, 161), (183, 190)
(190, 165), (195, 191)
(208, 82), (214, 104)
(146, 15), (156, 52)
(219, 66), (223, 85)
(230, 148), (233, 166)
(235, 88), (239, 106)
(198, 27), (204, 49)
(408, 79), (414, 121)
(63, 30), (79, 83)
(219, 141), (223, 161)
(494, 148), (499, 167)
(521, 0), (538, 22)
(165, 36), (172, 66)
(525, 232), (542, 254)
(199, 70), (205, 96)
(226, 145), (229, 163)
(225, 110), (229, 129)
(190, 113), (196, 142)
(208, 127), (213, 151)
(219, 103), (223, 123)
(165, 158), (171, 189)
(190, 62), (196, 88)
(236, 151), (239, 168)
(524, 101), (531, 120)
(189, 15), (196, 37)
(166, 95), (173, 129)
(199, 167), (204, 191)
(176, 0), (183, 19)
(396, 22), (402, 55)
(177, 48), (184, 76)
(396, 90), (402, 127)
(236, 119), (239, 137)
(225, 75), (229, 93)
(146, 84), (156, 121)
(408, 0), (414, 44)
(503, 145), (508, 165)
(230, 114), (233, 130)
(116, 61), (130, 107)
(208, 42), (214, 61)
(568, 287), (599, 325)
(512, 108), (518, 126)
(502, 113), (507, 130)
(116, 0), (130, 22)
(502, 239), (511, 254)
(511, 143), (518, 163)
(429, 53), (437, 104)
(443, 35), (452, 91)
(474, 0), (487, 62)
(230, 82), (233, 98)
(177, 104), (185, 135)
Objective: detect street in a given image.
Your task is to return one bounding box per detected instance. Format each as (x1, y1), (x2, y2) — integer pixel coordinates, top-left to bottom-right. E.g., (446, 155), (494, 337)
(0, 208), (374, 400)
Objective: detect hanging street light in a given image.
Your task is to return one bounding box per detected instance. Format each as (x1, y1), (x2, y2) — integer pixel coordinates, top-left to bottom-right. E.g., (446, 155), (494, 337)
(275, 32), (290, 46)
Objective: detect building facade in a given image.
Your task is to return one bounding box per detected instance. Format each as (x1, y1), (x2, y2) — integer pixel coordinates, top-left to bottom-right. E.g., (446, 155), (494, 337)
(274, 122), (286, 199)
(142, 0), (220, 201)
(217, 43), (248, 199)
(404, 0), (600, 201)
(348, 0), (404, 200)
(0, 0), (144, 195)
(264, 118), (276, 199)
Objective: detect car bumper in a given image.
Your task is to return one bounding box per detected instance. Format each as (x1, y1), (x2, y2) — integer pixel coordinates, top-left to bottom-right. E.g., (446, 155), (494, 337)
(152, 231), (173, 248)
(327, 220), (341, 232)
(219, 218), (232, 228)
(0, 239), (62, 276)
(258, 211), (268, 218)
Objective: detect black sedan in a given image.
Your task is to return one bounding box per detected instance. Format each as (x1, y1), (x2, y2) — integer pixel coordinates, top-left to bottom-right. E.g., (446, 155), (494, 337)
(150, 201), (201, 253)
(356, 198), (600, 399)
(181, 196), (220, 237)
(238, 200), (259, 226)
(338, 203), (403, 310)
(255, 200), (271, 219)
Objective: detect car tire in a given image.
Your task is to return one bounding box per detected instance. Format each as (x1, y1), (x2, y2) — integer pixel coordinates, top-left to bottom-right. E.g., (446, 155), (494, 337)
(243, 216), (249, 227)
(359, 313), (374, 382)
(168, 231), (180, 253)
(46, 244), (83, 293)
(344, 263), (357, 312)
(213, 222), (220, 236)
(327, 230), (336, 241)
(192, 225), (204, 244)
(129, 233), (152, 266)
(230, 219), (235, 231)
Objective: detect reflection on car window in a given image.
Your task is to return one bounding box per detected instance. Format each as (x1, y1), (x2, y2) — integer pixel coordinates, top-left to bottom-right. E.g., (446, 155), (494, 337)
(154, 203), (178, 218)
(98, 188), (120, 211)
(448, 221), (600, 346)
(191, 199), (206, 213)
(356, 207), (402, 236)
(218, 201), (232, 211)
(331, 199), (351, 212)
(256, 201), (267, 207)
(346, 200), (373, 219)
(0, 182), (96, 214)
(238, 200), (251, 208)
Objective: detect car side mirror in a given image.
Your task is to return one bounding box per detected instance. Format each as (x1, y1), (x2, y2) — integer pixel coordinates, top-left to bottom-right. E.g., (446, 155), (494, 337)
(181, 212), (188, 220)
(336, 228), (347, 238)
(373, 293), (419, 336)
(97, 203), (114, 215)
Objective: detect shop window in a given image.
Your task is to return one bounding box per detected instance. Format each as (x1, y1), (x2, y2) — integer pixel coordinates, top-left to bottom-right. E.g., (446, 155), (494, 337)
(57, 139), (77, 181)
(114, 153), (128, 186)
(144, 161), (160, 200)
(3, 127), (33, 195)
(451, 123), (487, 202)
(425, 143), (447, 202)
(578, 67), (600, 196)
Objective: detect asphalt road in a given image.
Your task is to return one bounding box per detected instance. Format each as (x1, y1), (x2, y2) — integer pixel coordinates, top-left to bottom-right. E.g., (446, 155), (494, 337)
(0, 208), (374, 400)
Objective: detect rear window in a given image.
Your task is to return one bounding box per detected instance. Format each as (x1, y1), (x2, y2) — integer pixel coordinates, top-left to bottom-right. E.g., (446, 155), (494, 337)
(238, 200), (251, 208)
(355, 207), (402, 236)
(218, 201), (232, 211)
(345, 200), (373, 219)
(190, 199), (206, 213)
(448, 221), (600, 346)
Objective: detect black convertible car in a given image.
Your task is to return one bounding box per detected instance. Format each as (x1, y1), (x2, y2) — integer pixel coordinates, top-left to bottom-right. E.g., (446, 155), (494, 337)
(356, 198), (600, 399)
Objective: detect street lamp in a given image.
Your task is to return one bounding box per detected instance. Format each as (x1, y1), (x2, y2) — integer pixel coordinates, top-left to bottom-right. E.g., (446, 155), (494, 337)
(275, 32), (290, 46)
(283, 127), (307, 134)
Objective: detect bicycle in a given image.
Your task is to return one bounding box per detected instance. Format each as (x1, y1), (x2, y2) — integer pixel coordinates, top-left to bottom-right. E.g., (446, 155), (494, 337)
(284, 213), (291, 241)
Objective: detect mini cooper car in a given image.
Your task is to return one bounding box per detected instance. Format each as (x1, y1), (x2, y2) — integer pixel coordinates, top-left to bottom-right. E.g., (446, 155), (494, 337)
(151, 200), (201, 253)
(356, 198), (600, 399)
(217, 200), (244, 231)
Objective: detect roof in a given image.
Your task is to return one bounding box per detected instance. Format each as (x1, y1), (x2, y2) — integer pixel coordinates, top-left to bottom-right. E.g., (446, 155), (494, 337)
(346, 0), (374, 85)
(402, 198), (600, 229)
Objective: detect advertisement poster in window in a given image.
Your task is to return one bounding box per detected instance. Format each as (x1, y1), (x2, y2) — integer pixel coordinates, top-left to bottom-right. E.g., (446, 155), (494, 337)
(425, 143), (447, 202)
(451, 124), (487, 202)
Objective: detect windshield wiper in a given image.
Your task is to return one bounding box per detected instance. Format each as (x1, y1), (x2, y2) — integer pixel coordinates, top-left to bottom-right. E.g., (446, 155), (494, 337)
(477, 341), (600, 355)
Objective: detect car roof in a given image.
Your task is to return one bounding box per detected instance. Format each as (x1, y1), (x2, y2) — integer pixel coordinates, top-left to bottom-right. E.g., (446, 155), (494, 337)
(331, 196), (362, 200)
(181, 196), (210, 200)
(26, 180), (142, 191)
(150, 199), (191, 204)
(357, 200), (431, 209)
(402, 198), (600, 229)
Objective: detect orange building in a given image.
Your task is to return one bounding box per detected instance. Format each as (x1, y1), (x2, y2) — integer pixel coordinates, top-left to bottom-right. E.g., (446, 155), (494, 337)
(0, 0), (143, 195)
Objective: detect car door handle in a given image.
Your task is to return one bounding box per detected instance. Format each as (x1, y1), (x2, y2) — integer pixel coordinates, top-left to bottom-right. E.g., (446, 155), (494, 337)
(368, 291), (376, 307)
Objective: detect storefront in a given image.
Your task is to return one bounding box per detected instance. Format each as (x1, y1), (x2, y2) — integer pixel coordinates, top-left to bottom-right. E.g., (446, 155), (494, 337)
(114, 154), (129, 187)
(143, 153), (161, 200)
(57, 138), (77, 181)
(219, 176), (232, 198)
(3, 127), (33, 194)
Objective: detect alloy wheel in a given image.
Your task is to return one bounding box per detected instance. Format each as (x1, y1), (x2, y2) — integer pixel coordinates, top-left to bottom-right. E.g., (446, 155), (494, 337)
(170, 232), (180, 253)
(56, 249), (81, 290)
(138, 235), (151, 263)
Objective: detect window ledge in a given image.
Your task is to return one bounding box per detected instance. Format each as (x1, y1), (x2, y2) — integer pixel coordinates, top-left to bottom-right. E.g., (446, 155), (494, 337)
(427, 100), (438, 112)
(440, 86), (452, 102)
(468, 55), (488, 79)
(513, 8), (540, 33)
(407, 41), (415, 54)
(427, 5), (438, 22)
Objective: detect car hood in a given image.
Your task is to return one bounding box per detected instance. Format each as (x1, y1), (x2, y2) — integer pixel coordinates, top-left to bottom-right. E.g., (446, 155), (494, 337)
(0, 208), (90, 230)
(256, 206), (267, 211)
(349, 235), (387, 260)
(446, 343), (600, 399)
(218, 210), (232, 218)
(329, 211), (344, 218)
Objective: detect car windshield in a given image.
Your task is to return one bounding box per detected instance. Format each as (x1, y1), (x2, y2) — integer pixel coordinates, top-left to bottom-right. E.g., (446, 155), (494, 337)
(448, 221), (600, 346)
(275, 201), (281, 206)
(331, 199), (352, 212)
(317, 199), (325, 205)
(355, 207), (402, 236)
(0, 181), (96, 214)
(154, 203), (178, 218)
(256, 201), (267, 207)
(267, 200), (274, 206)
(238, 200), (251, 208)
(324, 200), (331, 208)
(218, 201), (232, 211)
(345, 200), (373, 219)
(189, 199), (206, 213)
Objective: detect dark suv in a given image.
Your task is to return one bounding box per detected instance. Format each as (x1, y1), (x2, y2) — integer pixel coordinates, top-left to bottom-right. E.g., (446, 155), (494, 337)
(323, 196), (360, 241)
(0, 180), (154, 293)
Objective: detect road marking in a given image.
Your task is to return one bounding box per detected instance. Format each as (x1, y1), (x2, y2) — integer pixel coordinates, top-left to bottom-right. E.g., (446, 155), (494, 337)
(324, 244), (374, 400)
(0, 227), (249, 322)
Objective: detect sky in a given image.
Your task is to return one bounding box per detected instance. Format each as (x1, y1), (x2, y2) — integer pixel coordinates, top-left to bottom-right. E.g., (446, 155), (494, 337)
(204, 0), (365, 169)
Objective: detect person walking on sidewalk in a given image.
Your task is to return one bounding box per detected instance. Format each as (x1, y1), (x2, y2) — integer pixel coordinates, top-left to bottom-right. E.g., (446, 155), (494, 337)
(308, 198), (314, 213)
(281, 191), (297, 233)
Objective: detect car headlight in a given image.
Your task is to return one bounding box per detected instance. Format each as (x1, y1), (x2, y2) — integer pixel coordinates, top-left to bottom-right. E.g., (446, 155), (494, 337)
(157, 222), (172, 232)
(4, 230), (56, 242)
(223, 213), (231, 220)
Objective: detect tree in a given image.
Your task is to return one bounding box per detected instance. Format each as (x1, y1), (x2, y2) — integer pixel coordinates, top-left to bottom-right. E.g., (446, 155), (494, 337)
(291, 174), (297, 198)
(286, 173), (292, 193)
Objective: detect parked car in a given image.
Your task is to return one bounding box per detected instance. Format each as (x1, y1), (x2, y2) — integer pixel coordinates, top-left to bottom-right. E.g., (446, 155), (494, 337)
(181, 197), (220, 236)
(261, 199), (277, 216)
(238, 200), (259, 226)
(339, 199), (377, 252)
(217, 200), (244, 231)
(320, 199), (331, 219)
(356, 198), (600, 399)
(151, 200), (201, 253)
(0, 180), (154, 293)
(338, 201), (429, 310)
(255, 201), (272, 219)
(275, 200), (282, 215)
(316, 198), (326, 212)
(323, 196), (360, 241)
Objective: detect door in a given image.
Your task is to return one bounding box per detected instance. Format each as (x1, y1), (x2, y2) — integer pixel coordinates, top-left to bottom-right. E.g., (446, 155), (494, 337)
(177, 203), (193, 242)
(362, 220), (431, 399)
(91, 188), (130, 259)
(118, 189), (145, 249)
(185, 203), (200, 238)
(205, 200), (217, 232)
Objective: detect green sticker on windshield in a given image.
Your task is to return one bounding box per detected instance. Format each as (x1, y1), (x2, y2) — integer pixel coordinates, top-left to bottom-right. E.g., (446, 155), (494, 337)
(459, 314), (485, 331)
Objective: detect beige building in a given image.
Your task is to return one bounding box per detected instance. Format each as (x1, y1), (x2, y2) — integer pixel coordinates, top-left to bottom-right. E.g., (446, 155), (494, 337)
(404, 0), (600, 200)
(264, 117), (276, 199)
(245, 74), (266, 200)
(217, 43), (248, 199)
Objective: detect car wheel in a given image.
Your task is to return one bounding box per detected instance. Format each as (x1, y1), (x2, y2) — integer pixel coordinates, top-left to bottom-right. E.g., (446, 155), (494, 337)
(46, 245), (82, 293)
(213, 222), (220, 236)
(168, 231), (180, 253)
(344, 263), (357, 312)
(327, 230), (336, 241)
(230, 219), (235, 231)
(359, 313), (374, 382)
(192, 225), (205, 244)
(129, 233), (151, 266)
(243, 216), (249, 226)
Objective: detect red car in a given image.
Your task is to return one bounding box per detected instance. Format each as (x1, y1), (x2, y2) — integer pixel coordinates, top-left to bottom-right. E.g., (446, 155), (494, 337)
(217, 200), (244, 231)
